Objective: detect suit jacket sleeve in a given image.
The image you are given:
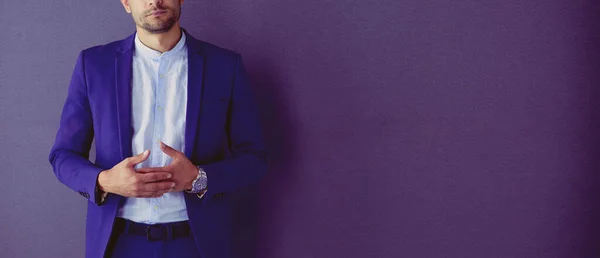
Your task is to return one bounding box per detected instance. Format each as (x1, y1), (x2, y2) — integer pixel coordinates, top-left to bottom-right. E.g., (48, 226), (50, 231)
(48, 51), (104, 205)
(199, 54), (268, 199)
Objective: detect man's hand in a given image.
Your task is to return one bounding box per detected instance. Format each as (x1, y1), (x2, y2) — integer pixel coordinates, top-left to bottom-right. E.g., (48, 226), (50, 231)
(97, 150), (176, 198)
(136, 142), (198, 192)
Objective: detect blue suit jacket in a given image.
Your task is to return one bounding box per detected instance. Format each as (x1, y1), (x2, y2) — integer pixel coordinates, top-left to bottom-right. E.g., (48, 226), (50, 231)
(49, 30), (267, 258)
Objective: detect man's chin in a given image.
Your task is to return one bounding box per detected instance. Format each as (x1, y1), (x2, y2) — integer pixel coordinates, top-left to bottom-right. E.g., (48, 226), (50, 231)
(140, 23), (175, 34)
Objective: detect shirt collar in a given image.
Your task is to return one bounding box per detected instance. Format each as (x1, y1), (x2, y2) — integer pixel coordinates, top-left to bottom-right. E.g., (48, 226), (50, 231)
(134, 30), (187, 59)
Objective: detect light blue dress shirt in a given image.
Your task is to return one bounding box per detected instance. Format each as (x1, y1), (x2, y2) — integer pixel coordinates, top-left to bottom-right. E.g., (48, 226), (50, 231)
(116, 32), (193, 224)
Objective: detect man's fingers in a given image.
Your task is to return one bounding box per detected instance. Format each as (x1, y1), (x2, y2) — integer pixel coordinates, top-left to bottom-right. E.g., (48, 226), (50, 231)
(136, 167), (169, 173)
(127, 150), (150, 166)
(131, 183), (175, 197)
(140, 181), (176, 192)
(160, 142), (179, 158)
(137, 172), (172, 182)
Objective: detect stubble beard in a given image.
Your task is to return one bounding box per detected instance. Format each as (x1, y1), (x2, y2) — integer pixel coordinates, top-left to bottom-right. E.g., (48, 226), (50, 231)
(136, 8), (180, 34)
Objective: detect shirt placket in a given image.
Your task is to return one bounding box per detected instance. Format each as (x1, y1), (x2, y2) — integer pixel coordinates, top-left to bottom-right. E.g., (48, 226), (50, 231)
(150, 55), (167, 222)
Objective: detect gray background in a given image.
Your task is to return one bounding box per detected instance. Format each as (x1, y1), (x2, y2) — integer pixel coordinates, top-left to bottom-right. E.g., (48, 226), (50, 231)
(2, 0), (600, 257)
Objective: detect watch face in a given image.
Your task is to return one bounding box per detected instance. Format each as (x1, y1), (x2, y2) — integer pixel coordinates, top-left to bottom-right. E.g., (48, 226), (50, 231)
(188, 168), (207, 193)
(195, 170), (208, 192)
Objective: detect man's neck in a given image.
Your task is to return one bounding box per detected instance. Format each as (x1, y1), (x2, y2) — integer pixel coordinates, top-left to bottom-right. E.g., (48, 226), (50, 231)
(136, 24), (183, 53)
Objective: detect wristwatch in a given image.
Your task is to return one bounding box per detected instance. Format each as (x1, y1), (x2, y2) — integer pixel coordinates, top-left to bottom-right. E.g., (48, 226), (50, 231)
(186, 166), (208, 194)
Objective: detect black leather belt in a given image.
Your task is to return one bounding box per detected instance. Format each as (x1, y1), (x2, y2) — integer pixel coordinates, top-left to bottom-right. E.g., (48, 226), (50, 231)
(113, 218), (191, 241)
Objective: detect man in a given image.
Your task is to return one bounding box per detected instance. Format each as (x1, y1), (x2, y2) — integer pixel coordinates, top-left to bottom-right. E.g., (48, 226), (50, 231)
(48, 0), (267, 257)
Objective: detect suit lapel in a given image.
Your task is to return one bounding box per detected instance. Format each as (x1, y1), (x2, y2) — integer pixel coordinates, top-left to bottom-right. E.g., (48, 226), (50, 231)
(184, 31), (205, 159)
(115, 33), (135, 160)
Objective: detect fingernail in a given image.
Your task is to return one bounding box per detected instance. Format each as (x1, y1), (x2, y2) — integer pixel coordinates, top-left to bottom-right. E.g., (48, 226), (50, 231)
(167, 173), (172, 178)
(171, 182), (176, 187)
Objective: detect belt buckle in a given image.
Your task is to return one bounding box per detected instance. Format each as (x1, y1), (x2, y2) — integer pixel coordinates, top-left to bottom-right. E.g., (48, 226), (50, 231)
(145, 225), (164, 241)
(146, 224), (169, 241)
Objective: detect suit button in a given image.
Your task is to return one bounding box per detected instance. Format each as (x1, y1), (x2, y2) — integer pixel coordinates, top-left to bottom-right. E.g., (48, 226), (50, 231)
(79, 191), (89, 198)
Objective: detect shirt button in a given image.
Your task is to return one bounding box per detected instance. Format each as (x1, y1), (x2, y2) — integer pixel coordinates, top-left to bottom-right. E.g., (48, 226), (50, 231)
(157, 106), (163, 111)
(159, 74), (165, 78)
(154, 205), (158, 210)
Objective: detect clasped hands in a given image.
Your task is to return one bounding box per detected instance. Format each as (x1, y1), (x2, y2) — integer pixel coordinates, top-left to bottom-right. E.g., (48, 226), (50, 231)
(97, 142), (198, 198)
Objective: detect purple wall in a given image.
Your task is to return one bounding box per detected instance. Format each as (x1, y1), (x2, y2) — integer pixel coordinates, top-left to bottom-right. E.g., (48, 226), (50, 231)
(2, 0), (600, 257)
